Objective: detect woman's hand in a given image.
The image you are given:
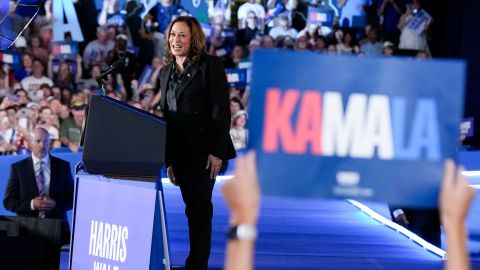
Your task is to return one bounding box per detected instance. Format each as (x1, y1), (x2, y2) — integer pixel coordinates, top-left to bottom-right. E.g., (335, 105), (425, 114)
(206, 154), (222, 179)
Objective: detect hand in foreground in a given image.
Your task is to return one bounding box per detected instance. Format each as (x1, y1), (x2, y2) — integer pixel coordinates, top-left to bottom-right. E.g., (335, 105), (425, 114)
(439, 159), (475, 231)
(206, 154), (222, 179)
(221, 151), (260, 225)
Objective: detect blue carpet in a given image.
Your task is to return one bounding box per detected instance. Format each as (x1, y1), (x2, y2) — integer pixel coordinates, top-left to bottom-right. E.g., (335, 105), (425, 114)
(59, 181), (480, 269)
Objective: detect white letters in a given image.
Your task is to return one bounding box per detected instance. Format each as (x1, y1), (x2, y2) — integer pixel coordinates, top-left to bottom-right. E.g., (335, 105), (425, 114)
(89, 220), (129, 263)
(53, 0), (84, 41)
(322, 92), (366, 157)
(353, 95), (394, 159)
(89, 220), (98, 256)
(120, 226), (129, 263)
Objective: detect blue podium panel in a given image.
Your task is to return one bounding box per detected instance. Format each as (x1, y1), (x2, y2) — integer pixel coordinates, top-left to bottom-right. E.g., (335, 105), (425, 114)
(70, 174), (168, 270)
(248, 50), (466, 207)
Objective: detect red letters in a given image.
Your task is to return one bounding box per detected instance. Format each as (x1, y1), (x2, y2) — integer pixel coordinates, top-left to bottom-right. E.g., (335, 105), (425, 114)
(263, 88), (322, 154)
(296, 91), (322, 154)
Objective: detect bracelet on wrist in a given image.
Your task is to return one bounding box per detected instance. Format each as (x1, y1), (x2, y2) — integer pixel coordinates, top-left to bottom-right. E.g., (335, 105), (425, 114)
(227, 224), (257, 241)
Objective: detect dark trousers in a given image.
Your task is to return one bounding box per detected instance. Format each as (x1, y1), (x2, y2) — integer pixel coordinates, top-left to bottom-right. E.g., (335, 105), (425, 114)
(174, 160), (215, 270)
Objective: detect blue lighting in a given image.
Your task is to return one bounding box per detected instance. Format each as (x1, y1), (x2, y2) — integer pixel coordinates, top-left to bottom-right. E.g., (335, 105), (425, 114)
(346, 199), (446, 258)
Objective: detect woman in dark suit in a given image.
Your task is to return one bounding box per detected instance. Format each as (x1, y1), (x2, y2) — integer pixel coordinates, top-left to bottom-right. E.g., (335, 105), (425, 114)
(159, 16), (236, 270)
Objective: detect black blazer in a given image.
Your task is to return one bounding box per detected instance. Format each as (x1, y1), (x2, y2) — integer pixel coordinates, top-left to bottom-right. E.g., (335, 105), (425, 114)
(159, 54), (236, 165)
(3, 155), (74, 224)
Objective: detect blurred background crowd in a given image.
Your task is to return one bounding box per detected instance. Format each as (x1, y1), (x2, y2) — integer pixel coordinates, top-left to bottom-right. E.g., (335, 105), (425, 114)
(0, 0), (437, 155)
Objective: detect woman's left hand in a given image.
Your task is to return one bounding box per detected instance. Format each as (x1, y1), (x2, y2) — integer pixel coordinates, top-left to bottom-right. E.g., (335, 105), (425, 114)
(206, 154), (222, 179)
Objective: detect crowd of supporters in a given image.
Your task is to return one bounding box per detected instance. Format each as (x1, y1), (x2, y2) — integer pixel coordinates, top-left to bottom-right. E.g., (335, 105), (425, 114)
(0, 0), (433, 155)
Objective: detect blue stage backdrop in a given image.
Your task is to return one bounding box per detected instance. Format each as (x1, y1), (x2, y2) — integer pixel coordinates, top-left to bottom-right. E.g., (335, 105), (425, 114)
(248, 50), (466, 207)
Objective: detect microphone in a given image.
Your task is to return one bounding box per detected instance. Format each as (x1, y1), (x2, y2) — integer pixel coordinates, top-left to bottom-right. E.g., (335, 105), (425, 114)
(95, 57), (127, 86)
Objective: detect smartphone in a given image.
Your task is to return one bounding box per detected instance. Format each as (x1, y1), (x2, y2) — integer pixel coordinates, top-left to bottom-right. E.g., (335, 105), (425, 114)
(9, 94), (19, 102)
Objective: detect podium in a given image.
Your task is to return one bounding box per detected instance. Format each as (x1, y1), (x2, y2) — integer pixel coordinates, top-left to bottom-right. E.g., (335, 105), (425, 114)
(69, 95), (170, 270)
(0, 216), (63, 269)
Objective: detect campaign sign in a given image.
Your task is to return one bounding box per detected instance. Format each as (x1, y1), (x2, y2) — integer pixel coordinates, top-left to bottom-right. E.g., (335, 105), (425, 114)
(461, 117), (474, 138)
(70, 175), (164, 270)
(248, 50), (465, 207)
(237, 60), (252, 84)
(201, 23), (215, 42)
(182, 0), (209, 24)
(225, 68), (247, 87)
(406, 9), (432, 35)
(51, 41), (79, 60)
(307, 6), (335, 26)
(138, 65), (154, 86)
(0, 51), (21, 67)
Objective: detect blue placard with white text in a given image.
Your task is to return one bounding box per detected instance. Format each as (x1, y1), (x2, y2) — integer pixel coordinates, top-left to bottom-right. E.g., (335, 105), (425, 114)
(225, 68), (247, 87)
(52, 41), (79, 60)
(248, 50), (466, 207)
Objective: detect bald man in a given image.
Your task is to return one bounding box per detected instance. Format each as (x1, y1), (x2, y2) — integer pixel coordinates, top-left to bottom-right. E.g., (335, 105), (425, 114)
(3, 127), (74, 269)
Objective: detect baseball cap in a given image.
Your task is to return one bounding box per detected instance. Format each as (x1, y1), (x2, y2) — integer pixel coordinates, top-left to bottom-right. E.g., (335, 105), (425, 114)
(115, 34), (128, 41)
(383, 41), (394, 48)
(71, 98), (86, 110)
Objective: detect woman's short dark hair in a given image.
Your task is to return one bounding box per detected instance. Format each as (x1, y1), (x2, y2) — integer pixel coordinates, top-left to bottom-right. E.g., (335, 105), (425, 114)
(165, 16), (206, 65)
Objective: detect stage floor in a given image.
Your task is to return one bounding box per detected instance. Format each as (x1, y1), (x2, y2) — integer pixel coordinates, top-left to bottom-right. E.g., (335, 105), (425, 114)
(61, 181), (480, 270)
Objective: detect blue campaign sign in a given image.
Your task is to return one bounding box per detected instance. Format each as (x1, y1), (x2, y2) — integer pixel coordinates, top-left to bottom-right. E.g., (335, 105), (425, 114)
(201, 23), (215, 42)
(225, 68), (247, 87)
(248, 50), (466, 207)
(138, 65), (154, 86)
(0, 51), (21, 67)
(308, 6), (335, 26)
(51, 41), (79, 60)
(183, 0), (209, 23)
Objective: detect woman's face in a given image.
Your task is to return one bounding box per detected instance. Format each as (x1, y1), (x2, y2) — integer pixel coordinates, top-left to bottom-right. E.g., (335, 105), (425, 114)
(23, 54), (32, 68)
(59, 62), (70, 74)
(59, 105), (70, 119)
(169, 22), (192, 58)
(40, 108), (52, 120)
(235, 114), (246, 127)
(31, 37), (40, 47)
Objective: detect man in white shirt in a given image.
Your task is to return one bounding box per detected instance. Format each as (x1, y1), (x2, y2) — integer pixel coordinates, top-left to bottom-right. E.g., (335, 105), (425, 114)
(20, 58), (53, 93)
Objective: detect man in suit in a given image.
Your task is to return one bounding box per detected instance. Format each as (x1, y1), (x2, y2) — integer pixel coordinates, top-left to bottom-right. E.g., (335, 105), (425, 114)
(3, 127), (74, 269)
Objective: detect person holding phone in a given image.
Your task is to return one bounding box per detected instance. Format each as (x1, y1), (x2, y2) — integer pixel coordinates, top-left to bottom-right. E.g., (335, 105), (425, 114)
(397, 0), (431, 52)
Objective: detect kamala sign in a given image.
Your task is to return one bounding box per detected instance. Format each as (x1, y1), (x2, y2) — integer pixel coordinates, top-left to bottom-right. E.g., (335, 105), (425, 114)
(248, 50), (465, 207)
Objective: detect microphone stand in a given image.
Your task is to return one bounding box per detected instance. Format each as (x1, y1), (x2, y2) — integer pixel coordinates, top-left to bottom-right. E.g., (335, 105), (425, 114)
(95, 75), (110, 96)
(95, 57), (127, 96)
